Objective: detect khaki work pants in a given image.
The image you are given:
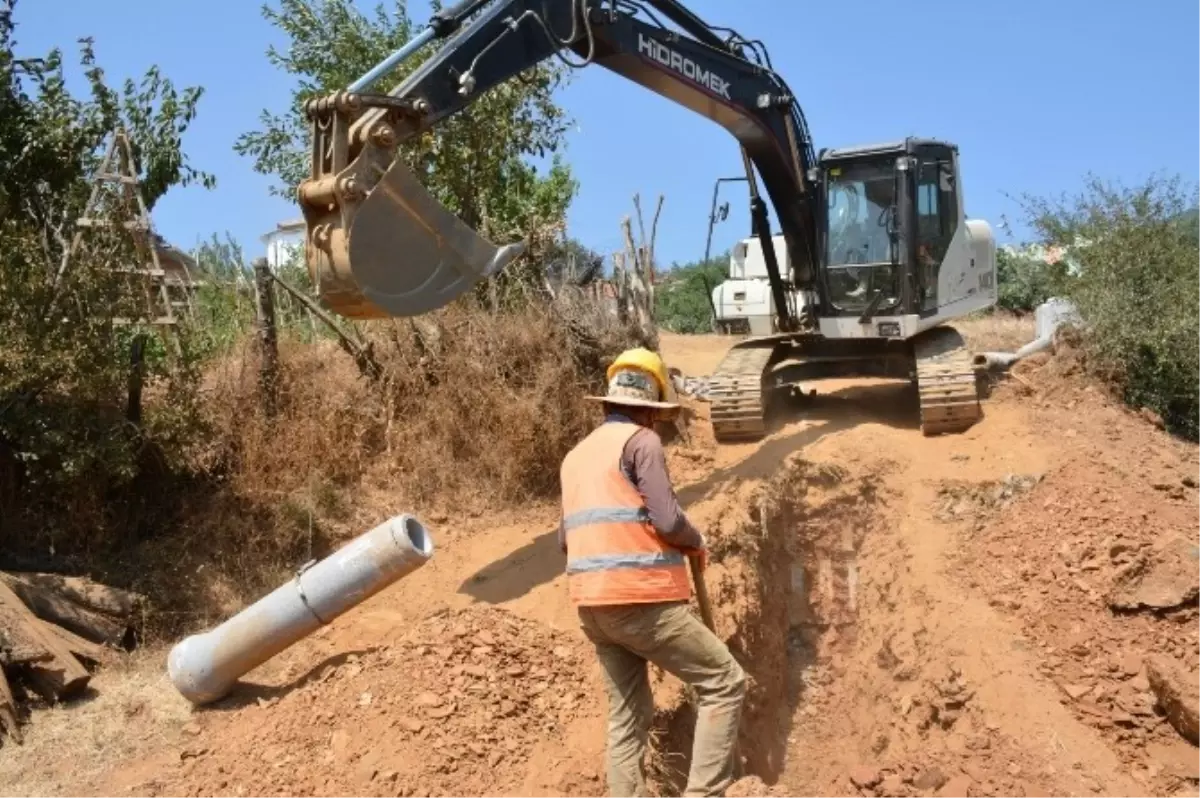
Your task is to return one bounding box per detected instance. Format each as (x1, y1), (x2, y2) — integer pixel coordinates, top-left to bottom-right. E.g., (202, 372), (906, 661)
(578, 600), (747, 798)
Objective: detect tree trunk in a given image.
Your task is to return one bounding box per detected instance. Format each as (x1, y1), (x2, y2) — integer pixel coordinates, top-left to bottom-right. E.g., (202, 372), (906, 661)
(0, 584), (52, 666)
(1, 573), (143, 619)
(0, 581), (89, 701)
(37, 620), (107, 665)
(0, 666), (20, 745)
(0, 577), (127, 645)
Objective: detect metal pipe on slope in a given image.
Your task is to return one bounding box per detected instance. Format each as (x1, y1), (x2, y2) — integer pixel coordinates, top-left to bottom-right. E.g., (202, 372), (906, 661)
(972, 298), (1081, 372)
(167, 514), (434, 705)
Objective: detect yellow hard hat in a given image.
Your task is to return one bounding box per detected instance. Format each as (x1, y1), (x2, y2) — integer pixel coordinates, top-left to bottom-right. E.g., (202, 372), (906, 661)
(590, 347), (678, 411)
(607, 348), (669, 397)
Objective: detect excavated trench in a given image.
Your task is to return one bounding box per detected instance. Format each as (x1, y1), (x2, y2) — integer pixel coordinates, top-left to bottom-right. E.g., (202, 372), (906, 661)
(647, 455), (887, 795)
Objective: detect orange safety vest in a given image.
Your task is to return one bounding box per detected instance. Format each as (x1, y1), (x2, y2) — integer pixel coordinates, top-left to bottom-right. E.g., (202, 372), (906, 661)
(559, 420), (692, 607)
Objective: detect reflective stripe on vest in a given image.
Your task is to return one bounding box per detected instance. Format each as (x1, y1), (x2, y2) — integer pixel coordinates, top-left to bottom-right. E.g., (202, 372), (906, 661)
(559, 421), (691, 607)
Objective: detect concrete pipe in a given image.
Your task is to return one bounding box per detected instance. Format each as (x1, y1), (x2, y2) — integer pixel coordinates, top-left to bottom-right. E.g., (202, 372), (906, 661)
(167, 514), (434, 705)
(972, 297), (1081, 372)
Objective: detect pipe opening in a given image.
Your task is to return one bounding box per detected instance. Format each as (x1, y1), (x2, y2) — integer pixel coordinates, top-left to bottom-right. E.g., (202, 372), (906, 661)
(403, 515), (434, 557)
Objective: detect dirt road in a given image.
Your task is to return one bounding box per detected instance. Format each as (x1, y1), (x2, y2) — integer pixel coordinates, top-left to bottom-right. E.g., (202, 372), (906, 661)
(3, 327), (1197, 797)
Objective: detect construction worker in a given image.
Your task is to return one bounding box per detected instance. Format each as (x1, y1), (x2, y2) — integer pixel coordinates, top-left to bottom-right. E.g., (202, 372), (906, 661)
(557, 347), (747, 798)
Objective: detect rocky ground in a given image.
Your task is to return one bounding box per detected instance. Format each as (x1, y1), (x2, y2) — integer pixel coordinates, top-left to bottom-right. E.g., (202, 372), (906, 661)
(1, 326), (1196, 798)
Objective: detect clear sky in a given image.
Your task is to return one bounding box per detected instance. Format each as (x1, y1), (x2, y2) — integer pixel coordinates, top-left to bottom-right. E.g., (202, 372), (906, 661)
(16, 0), (1200, 268)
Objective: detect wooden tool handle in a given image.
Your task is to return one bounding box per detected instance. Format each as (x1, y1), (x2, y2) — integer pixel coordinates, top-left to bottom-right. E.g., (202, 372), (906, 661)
(689, 554), (716, 632)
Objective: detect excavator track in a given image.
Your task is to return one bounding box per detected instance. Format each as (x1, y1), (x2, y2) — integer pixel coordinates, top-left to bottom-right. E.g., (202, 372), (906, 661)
(708, 343), (778, 442)
(913, 326), (982, 436)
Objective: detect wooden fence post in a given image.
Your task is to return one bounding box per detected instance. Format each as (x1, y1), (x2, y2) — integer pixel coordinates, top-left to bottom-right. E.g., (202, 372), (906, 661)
(253, 257), (279, 415)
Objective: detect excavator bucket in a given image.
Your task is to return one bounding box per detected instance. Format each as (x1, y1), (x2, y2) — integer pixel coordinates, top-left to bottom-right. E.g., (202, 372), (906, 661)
(323, 158), (526, 319)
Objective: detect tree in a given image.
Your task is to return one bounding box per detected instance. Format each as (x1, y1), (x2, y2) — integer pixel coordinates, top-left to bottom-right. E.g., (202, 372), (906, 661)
(234, 0), (578, 276)
(654, 253), (728, 334)
(1021, 173), (1199, 440)
(995, 246), (1069, 313)
(0, 0), (213, 497)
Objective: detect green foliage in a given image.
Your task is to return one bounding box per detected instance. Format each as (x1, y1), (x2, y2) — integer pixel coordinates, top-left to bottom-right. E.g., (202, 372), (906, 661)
(995, 246), (1069, 313)
(654, 253), (728, 333)
(0, 1), (212, 502)
(1021, 173), (1199, 440)
(234, 0), (578, 267)
(189, 233), (257, 358)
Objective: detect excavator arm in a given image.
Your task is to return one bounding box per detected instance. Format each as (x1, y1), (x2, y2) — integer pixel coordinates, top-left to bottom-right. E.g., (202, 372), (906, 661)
(299, 0), (819, 327)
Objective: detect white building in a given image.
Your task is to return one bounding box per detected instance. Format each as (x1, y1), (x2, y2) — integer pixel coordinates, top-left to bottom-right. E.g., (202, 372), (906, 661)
(261, 218), (305, 271)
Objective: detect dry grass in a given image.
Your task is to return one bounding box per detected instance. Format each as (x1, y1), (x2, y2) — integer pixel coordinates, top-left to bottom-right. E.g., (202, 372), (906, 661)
(95, 297), (641, 639)
(0, 644), (192, 796)
(954, 310), (1036, 354)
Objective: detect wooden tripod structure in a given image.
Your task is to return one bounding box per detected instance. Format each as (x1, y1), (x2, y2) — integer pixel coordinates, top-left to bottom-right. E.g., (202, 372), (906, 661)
(57, 129), (195, 345)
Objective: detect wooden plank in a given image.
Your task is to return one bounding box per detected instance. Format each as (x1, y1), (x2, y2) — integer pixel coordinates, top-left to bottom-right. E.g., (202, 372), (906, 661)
(0, 581), (89, 701)
(0, 577), (127, 645)
(1, 573), (143, 619)
(0, 666), (21, 745)
(0, 585), (53, 666)
(37, 620), (108, 665)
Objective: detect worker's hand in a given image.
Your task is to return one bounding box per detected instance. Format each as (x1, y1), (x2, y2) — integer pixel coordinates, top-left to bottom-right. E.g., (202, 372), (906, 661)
(682, 534), (707, 571)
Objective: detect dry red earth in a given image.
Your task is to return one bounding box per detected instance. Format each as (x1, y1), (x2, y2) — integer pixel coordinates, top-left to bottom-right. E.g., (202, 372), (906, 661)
(2, 328), (1197, 798)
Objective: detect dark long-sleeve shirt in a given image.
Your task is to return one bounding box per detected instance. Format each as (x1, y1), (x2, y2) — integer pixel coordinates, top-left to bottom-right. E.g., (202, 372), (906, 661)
(558, 413), (704, 555)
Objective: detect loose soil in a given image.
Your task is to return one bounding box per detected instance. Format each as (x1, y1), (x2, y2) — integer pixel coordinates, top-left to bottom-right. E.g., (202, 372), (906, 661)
(2, 322), (1197, 798)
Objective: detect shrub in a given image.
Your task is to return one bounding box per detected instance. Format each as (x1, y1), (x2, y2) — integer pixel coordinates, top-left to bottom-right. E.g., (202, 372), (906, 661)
(1022, 173), (1199, 439)
(655, 254), (727, 333)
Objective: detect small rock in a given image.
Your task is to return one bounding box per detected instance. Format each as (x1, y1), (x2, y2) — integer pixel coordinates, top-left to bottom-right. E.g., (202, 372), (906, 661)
(1007, 763), (1022, 777)
(1146, 655), (1200, 745)
(879, 774), (904, 795)
(358, 692), (373, 707)
(1110, 709), (1136, 726)
(1059, 682), (1092, 701)
(1107, 538), (1200, 611)
(477, 630), (497, 646)
(1183, 475), (1198, 489)
(913, 767), (948, 791)
(937, 775), (973, 797)
(451, 624), (469, 638)
(181, 722), (202, 736)
(379, 770), (398, 783)
(464, 664), (487, 678)
(849, 766), (881, 789)
(397, 717), (424, 733)
(488, 750), (505, 768)
(1118, 653), (1143, 677)
(552, 646), (572, 659)
(427, 702), (456, 719)
(415, 691), (443, 708)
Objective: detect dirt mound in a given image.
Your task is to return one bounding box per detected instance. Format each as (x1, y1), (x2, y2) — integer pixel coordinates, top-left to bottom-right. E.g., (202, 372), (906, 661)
(149, 606), (602, 797)
(952, 379), (1200, 794)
